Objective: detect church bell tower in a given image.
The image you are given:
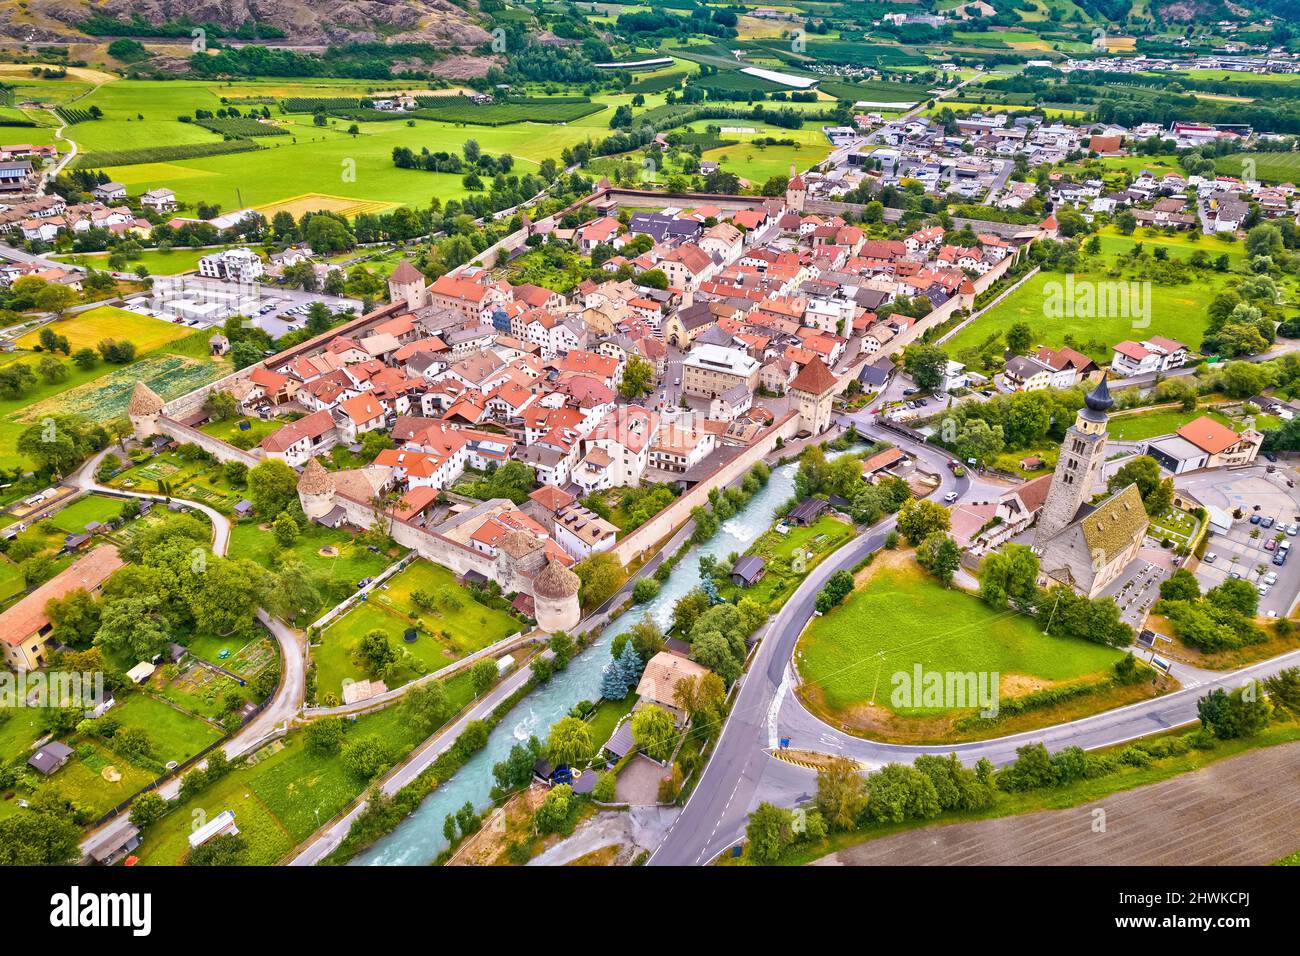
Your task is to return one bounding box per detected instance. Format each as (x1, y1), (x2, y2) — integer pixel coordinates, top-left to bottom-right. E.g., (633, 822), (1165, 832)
(1034, 375), (1113, 546)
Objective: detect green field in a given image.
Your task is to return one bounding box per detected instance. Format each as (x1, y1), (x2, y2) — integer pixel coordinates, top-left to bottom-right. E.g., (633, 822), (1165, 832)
(45, 493), (127, 534)
(796, 563), (1121, 717)
(228, 521), (393, 597)
(17, 305), (193, 354)
(722, 514), (854, 607)
(108, 693), (221, 766)
(52, 246), (218, 276)
(1107, 407), (1233, 442)
(944, 266), (1232, 362)
(312, 559), (520, 702)
(1216, 152), (1300, 185)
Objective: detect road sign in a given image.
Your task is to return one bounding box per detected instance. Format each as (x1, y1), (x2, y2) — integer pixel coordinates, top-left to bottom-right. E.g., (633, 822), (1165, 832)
(779, 737), (790, 749)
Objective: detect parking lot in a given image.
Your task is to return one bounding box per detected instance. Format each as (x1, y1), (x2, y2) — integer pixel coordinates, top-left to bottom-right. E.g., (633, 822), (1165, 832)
(1178, 466), (1300, 618)
(1099, 548), (1175, 632)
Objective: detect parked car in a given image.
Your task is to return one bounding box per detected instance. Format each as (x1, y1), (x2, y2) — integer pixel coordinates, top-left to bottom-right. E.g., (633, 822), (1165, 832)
(1250, 514), (1262, 524)
(357, 577), (373, 589)
(1259, 585), (1270, 596)
(1273, 552), (1287, 566)
(1265, 451), (1278, 462)
(1265, 539), (1277, 551)
(1264, 572), (1278, 585)
(1262, 516), (1275, 529)
(1204, 552), (1217, 563)
(1288, 524), (1298, 536)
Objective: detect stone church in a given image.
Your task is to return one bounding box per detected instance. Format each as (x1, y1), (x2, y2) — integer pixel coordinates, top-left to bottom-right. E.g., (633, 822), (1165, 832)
(1033, 375), (1149, 598)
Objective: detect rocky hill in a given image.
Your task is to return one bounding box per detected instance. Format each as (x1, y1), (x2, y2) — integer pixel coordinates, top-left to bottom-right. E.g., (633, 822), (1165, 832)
(8, 0), (491, 47)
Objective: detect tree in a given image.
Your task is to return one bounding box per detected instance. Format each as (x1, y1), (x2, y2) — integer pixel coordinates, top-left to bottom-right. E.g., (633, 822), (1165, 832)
(618, 354), (655, 399)
(979, 543), (1039, 610)
(745, 802), (796, 863)
(37, 355), (67, 384)
(902, 343), (948, 392)
(95, 595), (170, 660)
(305, 717), (346, 755)
(916, 533), (960, 586)
(356, 629), (398, 678)
(0, 795), (81, 865)
(546, 716), (592, 767)
(815, 569), (855, 614)
(897, 497), (951, 545)
(272, 511), (300, 548)
(129, 791), (167, 829)
(1108, 455), (1173, 516)
(469, 657), (498, 696)
(192, 557), (265, 637)
(1159, 568), (1201, 602)
(1197, 686), (1272, 740)
(72, 347), (97, 370)
(342, 735), (395, 780)
(1004, 321), (1033, 356)
(35, 283), (76, 315)
(864, 762), (941, 824)
(574, 552), (626, 609)
(815, 757), (867, 831)
(630, 703), (676, 761)
(247, 459), (298, 517)
(534, 783), (577, 835)
(402, 681), (450, 736)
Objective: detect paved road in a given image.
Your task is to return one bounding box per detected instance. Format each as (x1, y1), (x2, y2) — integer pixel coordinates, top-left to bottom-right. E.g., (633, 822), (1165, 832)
(815, 741), (1300, 866)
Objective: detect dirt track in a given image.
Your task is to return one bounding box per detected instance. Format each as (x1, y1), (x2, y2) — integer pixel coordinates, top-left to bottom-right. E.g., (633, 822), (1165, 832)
(814, 742), (1300, 866)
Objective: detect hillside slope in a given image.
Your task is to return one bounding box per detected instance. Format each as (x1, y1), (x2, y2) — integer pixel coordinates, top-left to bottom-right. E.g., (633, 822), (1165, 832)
(8, 0), (491, 46)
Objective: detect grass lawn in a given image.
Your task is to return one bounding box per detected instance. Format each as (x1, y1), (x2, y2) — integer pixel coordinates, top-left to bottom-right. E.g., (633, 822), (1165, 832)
(0, 555), (26, 604)
(198, 415), (288, 446)
(39, 742), (154, 817)
(944, 265), (1232, 362)
(1148, 507), (1198, 547)
(584, 696), (636, 758)
(44, 493), (128, 535)
(796, 561), (1121, 717)
(109, 693), (221, 766)
(16, 305), (193, 354)
(313, 560), (520, 702)
(1107, 407), (1232, 442)
(51, 246), (215, 276)
(228, 520), (394, 596)
(0, 709), (45, 764)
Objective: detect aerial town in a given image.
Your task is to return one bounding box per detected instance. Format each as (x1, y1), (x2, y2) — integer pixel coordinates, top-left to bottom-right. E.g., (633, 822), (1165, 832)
(0, 0), (1295, 905)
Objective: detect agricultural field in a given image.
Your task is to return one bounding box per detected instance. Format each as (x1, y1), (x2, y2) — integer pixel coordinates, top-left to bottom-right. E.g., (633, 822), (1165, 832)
(16, 305), (193, 354)
(312, 559), (521, 703)
(795, 560), (1123, 737)
(94, 114), (597, 212)
(108, 448), (246, 513)
(1216, 152), (1300, 185)
(0, 330), (229, 467)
